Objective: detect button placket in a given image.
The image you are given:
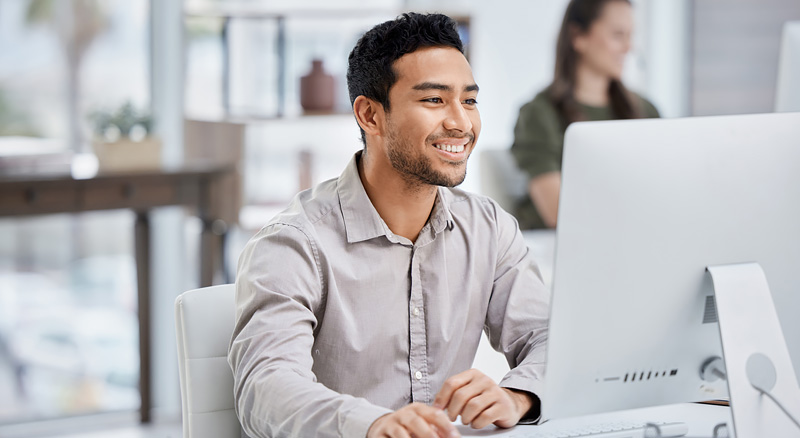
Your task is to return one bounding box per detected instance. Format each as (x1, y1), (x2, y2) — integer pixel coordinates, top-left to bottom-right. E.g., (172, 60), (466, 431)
(408, 246), (429, 403)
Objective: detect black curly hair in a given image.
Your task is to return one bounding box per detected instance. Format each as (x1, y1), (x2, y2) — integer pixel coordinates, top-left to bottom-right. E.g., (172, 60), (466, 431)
(347, 12), (464, 145)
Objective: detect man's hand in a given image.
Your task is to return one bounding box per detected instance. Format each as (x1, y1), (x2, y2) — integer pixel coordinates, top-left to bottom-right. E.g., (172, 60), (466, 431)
(433, 369), (533, 429)
(367, 402), (460, 438)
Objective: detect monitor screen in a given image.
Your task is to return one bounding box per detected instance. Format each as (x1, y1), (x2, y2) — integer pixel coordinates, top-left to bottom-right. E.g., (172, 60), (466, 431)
(543, 112), (800, 421)
(776, 21), (800, 112)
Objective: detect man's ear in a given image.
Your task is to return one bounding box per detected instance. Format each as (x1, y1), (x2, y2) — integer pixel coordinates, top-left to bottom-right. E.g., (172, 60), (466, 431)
(353, 95), (384, 138)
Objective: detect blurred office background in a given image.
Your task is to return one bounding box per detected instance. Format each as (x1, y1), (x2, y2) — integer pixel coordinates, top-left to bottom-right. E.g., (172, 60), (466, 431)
(0, 0), (798, 436)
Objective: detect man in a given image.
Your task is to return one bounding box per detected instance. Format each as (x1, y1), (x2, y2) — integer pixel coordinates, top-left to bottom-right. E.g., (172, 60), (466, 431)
(229, 13), (549, 438)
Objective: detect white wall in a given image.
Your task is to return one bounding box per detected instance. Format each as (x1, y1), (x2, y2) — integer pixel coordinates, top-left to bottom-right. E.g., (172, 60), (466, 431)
(641, 0), (691, 118)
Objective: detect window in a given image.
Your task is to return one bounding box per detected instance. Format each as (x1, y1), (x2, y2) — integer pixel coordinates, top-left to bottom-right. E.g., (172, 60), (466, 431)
(0, 0), (150, 425)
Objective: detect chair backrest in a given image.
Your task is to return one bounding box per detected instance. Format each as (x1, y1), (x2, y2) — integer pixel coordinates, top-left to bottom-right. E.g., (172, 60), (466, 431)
(175, 284), (242, 438)
(479, 149), (529, 213)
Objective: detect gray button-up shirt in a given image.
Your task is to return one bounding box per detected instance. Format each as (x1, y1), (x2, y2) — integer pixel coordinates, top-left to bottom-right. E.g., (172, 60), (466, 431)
(229, 152), (549, 438)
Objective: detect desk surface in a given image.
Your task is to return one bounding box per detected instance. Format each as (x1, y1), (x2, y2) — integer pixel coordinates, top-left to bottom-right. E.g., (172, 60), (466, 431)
(0, 163), (234, 217)
(0, 161), (231, 181)
(457, 403), (733, 437)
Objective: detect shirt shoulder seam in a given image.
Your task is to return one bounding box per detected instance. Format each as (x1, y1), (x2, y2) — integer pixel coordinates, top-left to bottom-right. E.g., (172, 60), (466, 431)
(269, 221), (326, 293)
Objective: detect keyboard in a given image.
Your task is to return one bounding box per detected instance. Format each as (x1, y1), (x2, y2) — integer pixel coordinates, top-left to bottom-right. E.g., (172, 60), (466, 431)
(502, 421), (689, 438)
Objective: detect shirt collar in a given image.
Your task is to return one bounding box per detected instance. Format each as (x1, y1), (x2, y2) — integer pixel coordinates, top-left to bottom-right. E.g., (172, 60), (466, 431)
(337, 151), (455, 244)
(430, 187), (455, 234)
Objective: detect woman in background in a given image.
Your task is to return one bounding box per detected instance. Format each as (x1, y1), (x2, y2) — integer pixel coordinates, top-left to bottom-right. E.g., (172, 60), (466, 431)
(511, 0), (659, 229)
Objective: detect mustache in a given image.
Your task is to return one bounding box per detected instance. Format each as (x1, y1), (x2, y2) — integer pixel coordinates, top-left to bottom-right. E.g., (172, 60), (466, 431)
(426, 131), (475, 143)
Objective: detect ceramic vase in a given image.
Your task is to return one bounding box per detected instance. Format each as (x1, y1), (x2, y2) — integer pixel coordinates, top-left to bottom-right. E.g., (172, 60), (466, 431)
(300, 59), (335, 112)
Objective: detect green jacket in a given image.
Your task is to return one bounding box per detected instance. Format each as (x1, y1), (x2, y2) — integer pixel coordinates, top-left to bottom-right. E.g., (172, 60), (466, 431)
(510, 88), (660, 229)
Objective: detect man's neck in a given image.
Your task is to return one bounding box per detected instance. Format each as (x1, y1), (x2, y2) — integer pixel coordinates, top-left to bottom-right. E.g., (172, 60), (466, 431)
(357, 151), (438, 243)
(574, 63), (611, 107)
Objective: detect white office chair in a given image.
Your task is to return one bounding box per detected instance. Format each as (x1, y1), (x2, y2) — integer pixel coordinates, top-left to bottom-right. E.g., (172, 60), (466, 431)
(175, 284), (243, 438)
(479, 149), (529, 214)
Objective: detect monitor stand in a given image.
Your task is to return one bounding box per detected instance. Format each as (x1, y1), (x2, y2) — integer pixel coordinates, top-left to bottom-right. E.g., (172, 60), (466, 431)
(706, 262), (800, 437)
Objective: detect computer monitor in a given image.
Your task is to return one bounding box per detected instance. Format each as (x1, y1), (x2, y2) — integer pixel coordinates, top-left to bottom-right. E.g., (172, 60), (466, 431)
(543, 113), (800, 430)
(776, 21), (800, 112)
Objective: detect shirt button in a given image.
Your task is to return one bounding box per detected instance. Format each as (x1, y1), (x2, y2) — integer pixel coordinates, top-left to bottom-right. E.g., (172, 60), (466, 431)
(413, 307), (420, 316)
(415, 371), (423, 380)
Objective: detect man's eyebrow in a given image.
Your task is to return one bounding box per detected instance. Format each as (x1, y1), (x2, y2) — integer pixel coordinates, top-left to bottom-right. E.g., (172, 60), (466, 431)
(412, 82), (451, 91)
(411, 82), (480, 93)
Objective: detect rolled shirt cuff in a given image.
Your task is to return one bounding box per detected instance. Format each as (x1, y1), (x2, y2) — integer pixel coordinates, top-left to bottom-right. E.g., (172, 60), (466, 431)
(500, 375), (544, 425)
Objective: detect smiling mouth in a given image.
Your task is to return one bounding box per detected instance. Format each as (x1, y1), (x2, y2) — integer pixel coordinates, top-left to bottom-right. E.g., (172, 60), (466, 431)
(433, 143), (466, 153)
(431, 135), (471, 155)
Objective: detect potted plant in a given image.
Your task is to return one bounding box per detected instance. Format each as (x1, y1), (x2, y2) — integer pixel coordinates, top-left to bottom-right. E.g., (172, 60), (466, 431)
(89, 102), (161, 171)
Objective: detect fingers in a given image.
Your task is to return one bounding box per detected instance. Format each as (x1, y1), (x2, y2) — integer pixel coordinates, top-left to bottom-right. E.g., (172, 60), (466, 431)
(399, 415), (432, 438)
(434, 369), (495, 422)
(382, 422), (412, 438)
(367, 403), (460, 438)
(414, 405), (459, 438)
(433, 369), (477, 411)
(398, 412), (439, 438)
(433, 369), (530, 430)
(459, 393), (495, 425)
(471, 403), (506, 429)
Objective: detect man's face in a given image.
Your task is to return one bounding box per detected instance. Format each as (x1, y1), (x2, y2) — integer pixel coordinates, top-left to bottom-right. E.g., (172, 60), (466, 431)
(382, 46), (481, 188)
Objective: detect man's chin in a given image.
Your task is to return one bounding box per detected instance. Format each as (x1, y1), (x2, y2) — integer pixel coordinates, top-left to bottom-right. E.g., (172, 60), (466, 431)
(438, 171), (467, 188)
(444, 163), (469, 186)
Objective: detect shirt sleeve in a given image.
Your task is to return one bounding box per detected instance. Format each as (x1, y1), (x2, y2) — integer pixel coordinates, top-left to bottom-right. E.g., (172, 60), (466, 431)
(510, 97), (564, 179)
(228, 223), (391, 438)
(483, 204), (550, 420)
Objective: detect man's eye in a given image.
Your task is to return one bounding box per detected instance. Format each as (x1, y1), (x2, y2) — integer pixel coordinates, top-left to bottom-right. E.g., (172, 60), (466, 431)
(464, 98), (478, 105)
(422, 97), (443, 103)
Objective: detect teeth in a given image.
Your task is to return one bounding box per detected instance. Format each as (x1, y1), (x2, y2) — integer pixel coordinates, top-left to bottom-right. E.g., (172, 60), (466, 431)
(434, 143), (465, 153)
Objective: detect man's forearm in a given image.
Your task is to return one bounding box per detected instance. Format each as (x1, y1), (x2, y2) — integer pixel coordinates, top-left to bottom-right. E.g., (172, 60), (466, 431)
(232, 365), (391, 438)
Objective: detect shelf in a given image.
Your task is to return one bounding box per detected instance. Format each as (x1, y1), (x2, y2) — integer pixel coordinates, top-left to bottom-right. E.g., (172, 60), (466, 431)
(184, 5), (397, 20)
(185, 110), (354, 124)
(183, 5), (470, 122)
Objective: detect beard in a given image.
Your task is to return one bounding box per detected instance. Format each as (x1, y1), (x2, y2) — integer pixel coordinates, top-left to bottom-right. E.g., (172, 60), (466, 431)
(384, 119), (472, 188)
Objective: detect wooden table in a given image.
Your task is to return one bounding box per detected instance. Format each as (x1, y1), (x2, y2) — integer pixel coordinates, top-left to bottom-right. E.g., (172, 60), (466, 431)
(0, 164), (236, 422)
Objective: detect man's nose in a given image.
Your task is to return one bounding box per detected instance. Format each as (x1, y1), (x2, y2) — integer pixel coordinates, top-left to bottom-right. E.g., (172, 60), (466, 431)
(443, 102), (472, 133)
